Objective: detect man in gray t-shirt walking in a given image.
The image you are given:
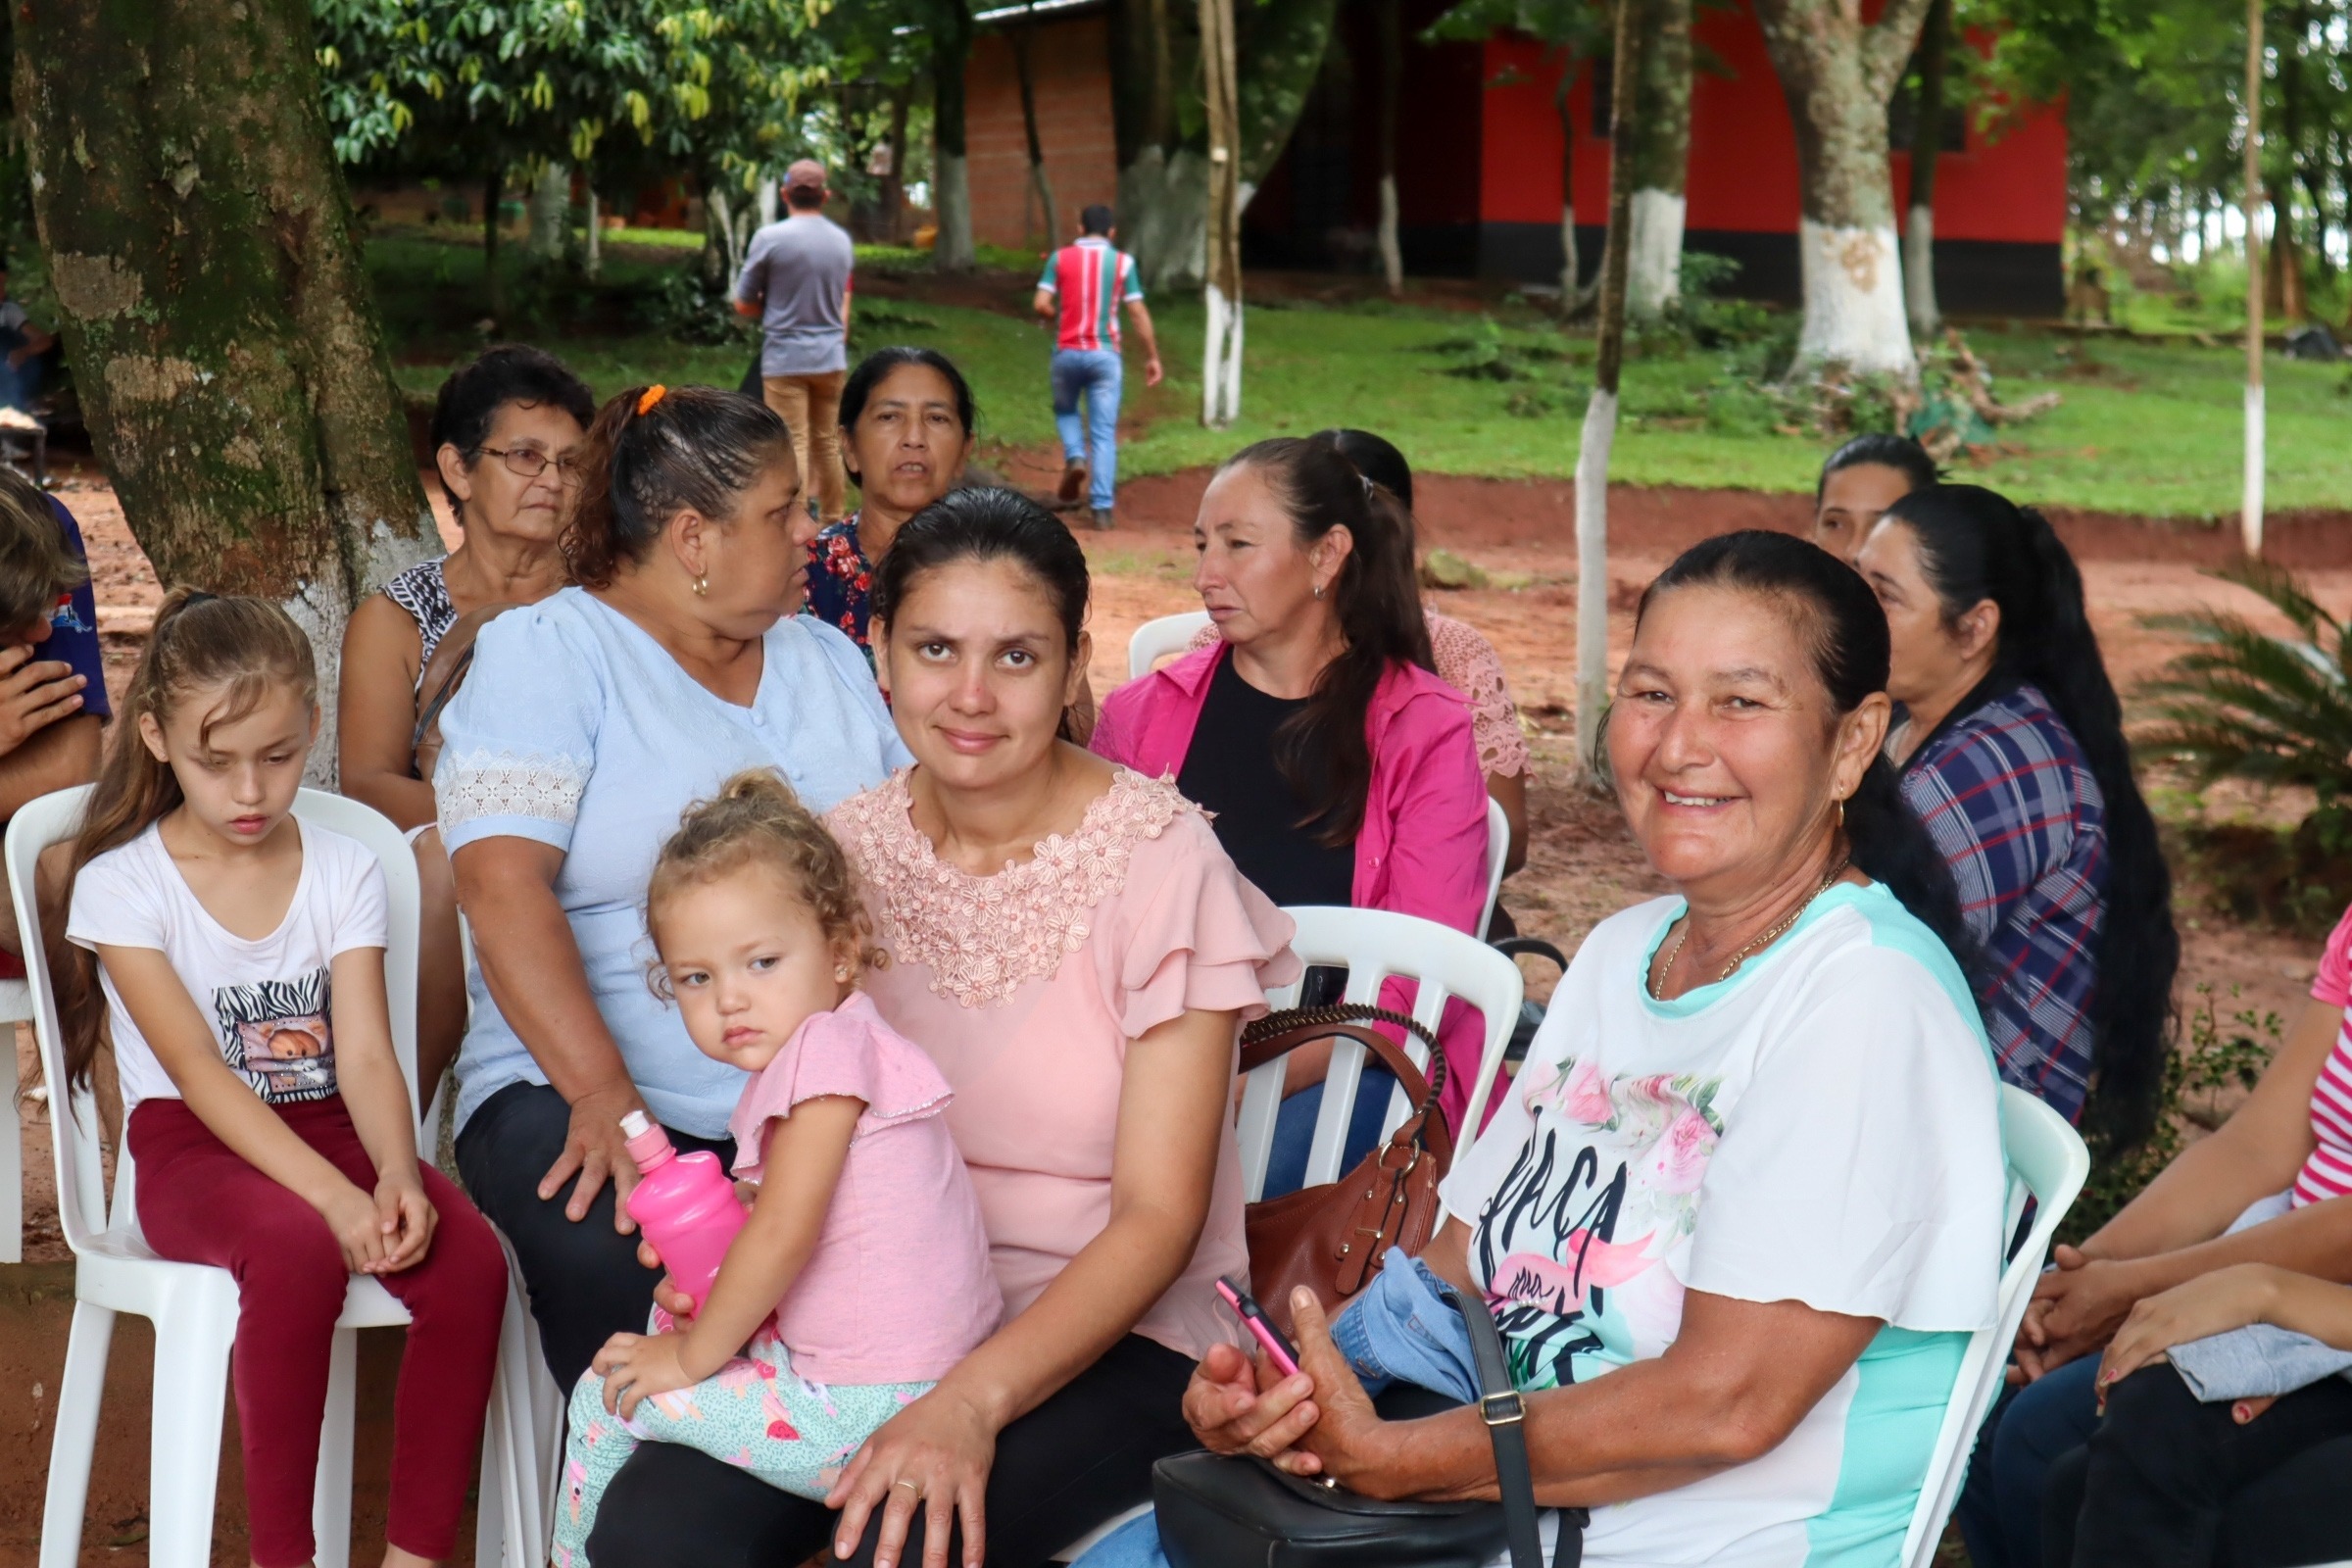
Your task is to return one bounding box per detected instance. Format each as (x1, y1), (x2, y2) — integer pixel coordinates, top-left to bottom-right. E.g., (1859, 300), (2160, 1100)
(735, 159), (855, 521)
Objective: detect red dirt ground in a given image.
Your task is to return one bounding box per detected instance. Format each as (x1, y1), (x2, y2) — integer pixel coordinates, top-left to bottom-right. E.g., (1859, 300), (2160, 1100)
(1, 461), (2338, 1562)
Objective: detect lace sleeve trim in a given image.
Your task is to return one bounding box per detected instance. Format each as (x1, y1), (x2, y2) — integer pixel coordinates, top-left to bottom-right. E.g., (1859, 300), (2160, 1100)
(436, 749), (594, 836)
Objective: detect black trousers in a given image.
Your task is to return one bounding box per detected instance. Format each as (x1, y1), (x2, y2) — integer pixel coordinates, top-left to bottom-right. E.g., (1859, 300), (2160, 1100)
(454, 1079), (735, 1389)
(2043, 1362), (2352, 1568)
(587, 1332), (1198, 1568)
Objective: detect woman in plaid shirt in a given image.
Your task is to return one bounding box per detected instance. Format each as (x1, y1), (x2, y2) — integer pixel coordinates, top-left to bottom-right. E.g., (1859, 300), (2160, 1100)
(1852, 484), (2179, 1143)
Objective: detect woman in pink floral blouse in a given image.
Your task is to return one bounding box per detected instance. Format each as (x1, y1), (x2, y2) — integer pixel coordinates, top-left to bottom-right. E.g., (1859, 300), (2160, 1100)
(587, 486), (1298, 1568)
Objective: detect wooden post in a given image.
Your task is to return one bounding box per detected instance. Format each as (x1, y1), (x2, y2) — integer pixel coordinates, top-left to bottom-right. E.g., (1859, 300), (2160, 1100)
(1200, 0), (1244, 427)
(2242, 0), (2265, 559)
(1576, 0), (1645, 785)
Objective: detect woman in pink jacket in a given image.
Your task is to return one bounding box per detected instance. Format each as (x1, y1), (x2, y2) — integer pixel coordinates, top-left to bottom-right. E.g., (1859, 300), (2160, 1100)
(1091, 434), (1489, 1183)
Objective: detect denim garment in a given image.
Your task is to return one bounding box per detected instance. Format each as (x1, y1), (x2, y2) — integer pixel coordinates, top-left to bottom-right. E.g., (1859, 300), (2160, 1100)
(1052, 347), (1124, 512)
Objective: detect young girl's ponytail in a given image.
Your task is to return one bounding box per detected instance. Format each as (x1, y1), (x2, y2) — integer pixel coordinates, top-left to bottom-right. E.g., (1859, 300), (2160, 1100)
(50, 589), (318, 1086)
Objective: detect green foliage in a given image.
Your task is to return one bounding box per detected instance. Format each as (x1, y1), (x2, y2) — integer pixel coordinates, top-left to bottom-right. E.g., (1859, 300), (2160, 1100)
(2061, 986), (2280, 1246)
(314, 0), (833, 186)
(2139, 562), (2352, 808)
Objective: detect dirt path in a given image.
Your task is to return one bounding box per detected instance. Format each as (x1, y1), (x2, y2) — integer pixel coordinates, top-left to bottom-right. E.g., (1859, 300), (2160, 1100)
(0, 466), (2330, 1563)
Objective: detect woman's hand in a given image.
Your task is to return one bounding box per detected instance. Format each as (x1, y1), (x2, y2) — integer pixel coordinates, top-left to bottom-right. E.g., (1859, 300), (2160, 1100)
(541, 1083), (650, 1228)
(593, 1330), (698, 1420)
(1184, 1339), (1321, 1460)
(825, 1385), (998, 1568)
(2022, 1246), (2144, 1372)
(373, 1166), (439, 1272)
(1283, 1289), (1401, 1493)
(2097, 1263), (2284, 1403)
(321, 1182), (393, 1275)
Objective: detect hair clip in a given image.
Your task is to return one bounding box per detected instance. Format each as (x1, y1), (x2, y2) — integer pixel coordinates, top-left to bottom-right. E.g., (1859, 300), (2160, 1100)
(636, 384), (668, 416)
(1359, 473), (1377, 500)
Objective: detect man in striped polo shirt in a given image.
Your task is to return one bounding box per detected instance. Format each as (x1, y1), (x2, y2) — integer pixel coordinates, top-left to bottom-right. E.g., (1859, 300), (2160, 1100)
(1034, 205), (1162, 529)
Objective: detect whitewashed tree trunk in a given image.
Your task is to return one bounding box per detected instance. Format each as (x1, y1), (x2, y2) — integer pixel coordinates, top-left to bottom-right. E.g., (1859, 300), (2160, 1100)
(585, 188), (602, 279)
(933, 152), (976, 270)
(1796, 219), (1914, 374)
(1752, 0), (1936, 379)
(1572, 389), (1616, 772)
(757, 172), (778, 227)
(527, 162), (568, 258)
(1202, 283), (1245, 426)
(1378, 175), (1402, 295)
(1903, 206), (1936, 339)
(1560, 196), (1582, 300)
(1626, 190), (1687, 319)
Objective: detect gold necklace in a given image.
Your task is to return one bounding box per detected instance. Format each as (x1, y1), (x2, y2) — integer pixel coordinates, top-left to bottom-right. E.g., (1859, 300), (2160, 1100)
(1648, 858), (1850, 1002)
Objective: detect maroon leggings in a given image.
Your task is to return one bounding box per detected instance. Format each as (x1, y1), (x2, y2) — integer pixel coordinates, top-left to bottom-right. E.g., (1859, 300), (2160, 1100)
(128, 1096), (508, 1567)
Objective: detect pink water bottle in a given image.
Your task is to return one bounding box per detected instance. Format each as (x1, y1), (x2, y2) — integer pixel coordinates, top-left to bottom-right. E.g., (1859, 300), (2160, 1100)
(620, 1110), (749, 1314)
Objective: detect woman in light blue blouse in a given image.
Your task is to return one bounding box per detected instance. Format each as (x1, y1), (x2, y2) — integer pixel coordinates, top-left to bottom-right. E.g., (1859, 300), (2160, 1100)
(433, 382), (910, 1386)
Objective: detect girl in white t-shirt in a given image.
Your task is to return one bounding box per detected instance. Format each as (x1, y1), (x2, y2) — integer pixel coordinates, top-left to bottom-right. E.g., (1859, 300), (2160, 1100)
(54, 590), (507, 1568)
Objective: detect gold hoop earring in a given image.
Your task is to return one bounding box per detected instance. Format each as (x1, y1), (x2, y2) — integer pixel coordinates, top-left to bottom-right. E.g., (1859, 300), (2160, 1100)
(1837, 798), (1847, 829)
(692, 574), (709, 598)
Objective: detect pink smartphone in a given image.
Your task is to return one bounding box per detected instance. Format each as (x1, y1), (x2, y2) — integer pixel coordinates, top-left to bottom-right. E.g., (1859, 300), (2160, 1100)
(1215, 1276), (1301, 1377)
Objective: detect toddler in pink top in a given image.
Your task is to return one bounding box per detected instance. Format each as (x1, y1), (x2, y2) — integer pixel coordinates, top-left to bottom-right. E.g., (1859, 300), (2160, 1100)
(553, 772), (999, 1566)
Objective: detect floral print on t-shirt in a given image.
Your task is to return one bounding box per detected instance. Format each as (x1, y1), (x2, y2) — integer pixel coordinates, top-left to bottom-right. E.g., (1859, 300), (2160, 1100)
(806, 514), (874, 653)
(1468, 1054), (1724, 1392)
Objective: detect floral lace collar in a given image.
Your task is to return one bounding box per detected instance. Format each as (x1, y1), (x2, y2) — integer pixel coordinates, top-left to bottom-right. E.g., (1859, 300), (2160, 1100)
(832, 766), (1193, 1007)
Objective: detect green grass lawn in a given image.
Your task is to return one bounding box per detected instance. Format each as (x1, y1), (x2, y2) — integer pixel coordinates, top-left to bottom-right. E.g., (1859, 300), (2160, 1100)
(368, 232), (2352, 521)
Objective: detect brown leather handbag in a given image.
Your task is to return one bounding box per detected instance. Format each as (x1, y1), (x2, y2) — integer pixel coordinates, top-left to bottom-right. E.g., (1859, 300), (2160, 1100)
(1242, 1004), (1452, 1335)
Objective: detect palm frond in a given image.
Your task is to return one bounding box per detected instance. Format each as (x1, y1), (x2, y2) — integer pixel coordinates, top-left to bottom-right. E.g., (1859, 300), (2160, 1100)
(2136, 566), (2352, 802)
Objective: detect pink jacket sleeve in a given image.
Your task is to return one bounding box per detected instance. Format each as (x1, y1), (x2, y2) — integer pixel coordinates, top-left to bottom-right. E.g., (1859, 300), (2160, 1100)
(1368, 691), (1490, 936)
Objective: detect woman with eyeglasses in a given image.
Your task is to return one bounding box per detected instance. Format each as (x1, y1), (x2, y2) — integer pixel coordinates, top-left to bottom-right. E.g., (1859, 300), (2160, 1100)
(337, 345), (596, 1096)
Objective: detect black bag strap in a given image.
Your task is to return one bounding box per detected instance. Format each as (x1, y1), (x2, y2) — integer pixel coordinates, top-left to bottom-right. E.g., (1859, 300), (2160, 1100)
(1440, 1284), (1589, 1568)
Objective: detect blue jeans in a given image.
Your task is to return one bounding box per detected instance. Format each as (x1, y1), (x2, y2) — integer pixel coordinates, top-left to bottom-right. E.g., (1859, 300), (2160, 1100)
(1072, 1252), (1479, 1568)
(1052, 348), (1122, 511)
(1260, 1068), (1396, 1199)
(1957, 1355), (2102, 1568)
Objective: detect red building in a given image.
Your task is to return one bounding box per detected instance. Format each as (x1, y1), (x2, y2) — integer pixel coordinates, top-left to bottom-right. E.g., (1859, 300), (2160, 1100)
(966, 0), (2066, 315)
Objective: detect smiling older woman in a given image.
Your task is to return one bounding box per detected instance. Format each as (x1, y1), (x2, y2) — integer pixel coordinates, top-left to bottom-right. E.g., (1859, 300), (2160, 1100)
(1081, 529), (2008, 1568)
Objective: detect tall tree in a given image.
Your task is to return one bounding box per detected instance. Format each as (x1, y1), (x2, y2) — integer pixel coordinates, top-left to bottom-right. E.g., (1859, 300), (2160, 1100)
(1009, 16), (1060, 246)
(1201, 0), (1246, 425)
(1624, 0), (1692, 319)
(1577, 0), (1644, 780)
(1752, 0), (1936, 374)
(18, 0), (433, 778)
(1427, 0), (1608, 313)
(1107, 0), (1346, 288)
(1376, 0), (1405, 295)
(1902, 0), (1950, 338)
(931, 0), (978, 270)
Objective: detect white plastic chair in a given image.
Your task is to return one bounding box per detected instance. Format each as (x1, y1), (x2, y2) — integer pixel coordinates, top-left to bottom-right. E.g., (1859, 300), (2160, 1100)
(1896, 1085), (2091, 1568)
(1126, 610), (1214, 682)
(9, 785), (544, 1568)
(1243, 906), (1522, 1202)
(1479, 796), (1509, 942)
(0, 974), (31, 1263)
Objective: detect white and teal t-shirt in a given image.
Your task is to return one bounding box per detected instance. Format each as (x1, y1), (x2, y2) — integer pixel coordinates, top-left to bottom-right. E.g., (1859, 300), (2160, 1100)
(1438, 881), (2005, 1568)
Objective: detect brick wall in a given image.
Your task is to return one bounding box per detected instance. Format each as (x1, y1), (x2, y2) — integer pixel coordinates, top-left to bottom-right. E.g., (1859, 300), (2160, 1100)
(965, 16), (1120, 255)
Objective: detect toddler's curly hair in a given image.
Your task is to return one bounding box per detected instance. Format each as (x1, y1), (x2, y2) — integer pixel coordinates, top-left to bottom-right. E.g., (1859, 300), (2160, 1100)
(645, 769), (883, 1000)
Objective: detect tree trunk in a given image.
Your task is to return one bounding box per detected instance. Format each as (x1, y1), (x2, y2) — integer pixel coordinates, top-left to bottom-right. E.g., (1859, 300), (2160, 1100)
(1752, 0), (1935, 376)
(1578, 0), (1644, 783)
(1200, 0), (1245, 428)
(482, 160), (507, 317)
(933, 0), (978, 272)
(1010, 23), (1060, 248)
(1376, 0), (1403, 296)
(1903, 0), (1948, 338)
(880, 82), (915, 244)
(1625, 0), (1691, 320)
(1555, 78), (1590, 309)
(2267, 188), (2306, 320)
(585, 187), (603, 279)
(706, 182), (740, 292)
(14, 0), (435, 785)
(527, 161), (569, 258)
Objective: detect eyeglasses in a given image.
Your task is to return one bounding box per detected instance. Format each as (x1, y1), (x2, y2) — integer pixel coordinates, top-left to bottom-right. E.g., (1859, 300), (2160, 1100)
(477, 445), (587, 484)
